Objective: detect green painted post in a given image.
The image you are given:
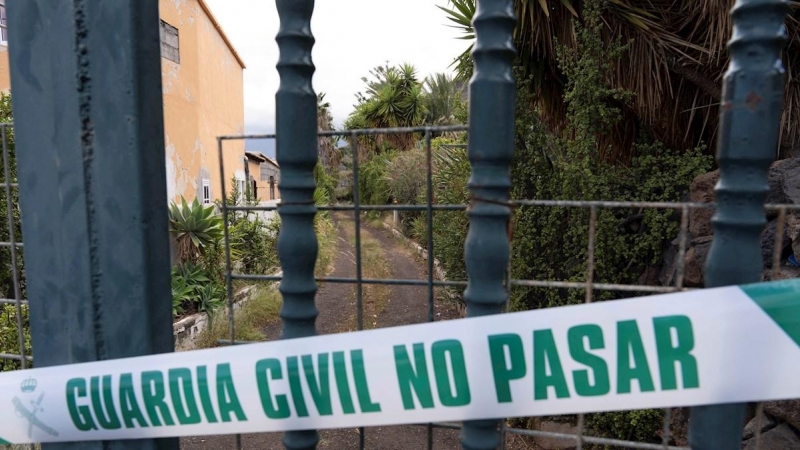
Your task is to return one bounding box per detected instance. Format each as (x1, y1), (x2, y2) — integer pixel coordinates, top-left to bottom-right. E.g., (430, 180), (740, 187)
(6, 1), (177, 450)
(461, 0), (516, 448)
(275, 1), (319, 449)
(690, 0), (789, 448)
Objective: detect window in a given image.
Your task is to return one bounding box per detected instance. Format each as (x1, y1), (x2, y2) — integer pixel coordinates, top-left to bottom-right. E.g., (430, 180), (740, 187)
(269, 176), (275, 200)
(159, 20), (179, 63)
(238, 179), (246, 200)
(0, 1), (8, 45)
(201, 179), (211, 204)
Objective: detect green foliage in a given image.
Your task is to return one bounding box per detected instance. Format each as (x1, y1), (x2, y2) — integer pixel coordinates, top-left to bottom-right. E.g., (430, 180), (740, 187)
(0, 94), (29, 373)
(0, 305), (30, 372)
(169, 197), (224, 263)
(197, 283), (224, 316)
(385, 149), (426, 205)
(585, 409), (665, 445)
(358, 152), (394, 207)
(170, 269), (195, 316)
(230, 216), (280, 275)
(410, 138), (471, 282)
(423, 73), (467, 125)
(346, 64), (428, 155)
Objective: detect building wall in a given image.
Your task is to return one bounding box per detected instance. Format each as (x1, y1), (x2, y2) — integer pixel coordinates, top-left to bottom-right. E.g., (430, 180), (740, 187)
(0, 0), (244, 203)
(246, 159), (262, 201)
(260, 162), (281, 201)
(160, 0), (245, 204)
(0, 46), (10, 93)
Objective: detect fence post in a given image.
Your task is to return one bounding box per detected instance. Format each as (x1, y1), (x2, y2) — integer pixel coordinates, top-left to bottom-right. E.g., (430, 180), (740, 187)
(6, 1), (177, 449)
(691, 0), (790, 448)
(275, 1), (319, 449)
(461, 0), (517, 448)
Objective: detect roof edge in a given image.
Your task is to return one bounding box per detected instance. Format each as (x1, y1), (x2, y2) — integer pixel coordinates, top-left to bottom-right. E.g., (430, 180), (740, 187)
(197, 0), (247, 69)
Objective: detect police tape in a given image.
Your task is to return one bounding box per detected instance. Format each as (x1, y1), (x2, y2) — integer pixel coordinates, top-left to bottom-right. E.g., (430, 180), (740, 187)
(1, 279), (799, 444)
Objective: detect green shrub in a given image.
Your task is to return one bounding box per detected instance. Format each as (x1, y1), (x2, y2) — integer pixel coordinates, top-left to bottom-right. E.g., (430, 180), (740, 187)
(386, 149), (426, 205)
(229, 216), (279, 276)
(0, 304), (30, 372)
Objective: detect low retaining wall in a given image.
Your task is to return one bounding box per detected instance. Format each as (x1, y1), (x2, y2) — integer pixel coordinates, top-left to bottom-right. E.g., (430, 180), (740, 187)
(172, 285), (256, 351)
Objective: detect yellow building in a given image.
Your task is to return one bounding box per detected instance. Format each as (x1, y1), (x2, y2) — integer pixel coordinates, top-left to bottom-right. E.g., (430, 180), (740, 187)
(245, 152), (281, 201)
(0, 0), (246, 204)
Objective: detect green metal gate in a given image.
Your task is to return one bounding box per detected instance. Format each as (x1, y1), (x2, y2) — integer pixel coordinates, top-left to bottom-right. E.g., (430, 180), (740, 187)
(0, 0), (793, 449)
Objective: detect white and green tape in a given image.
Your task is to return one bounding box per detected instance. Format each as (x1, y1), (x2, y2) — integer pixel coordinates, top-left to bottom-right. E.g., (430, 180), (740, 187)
(1, 279), (799, 444)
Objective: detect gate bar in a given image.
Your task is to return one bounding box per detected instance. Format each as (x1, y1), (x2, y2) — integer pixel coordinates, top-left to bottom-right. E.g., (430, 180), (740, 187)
(275, 0), (320, 449)
(691, 0), (790, 448)
(7, 1), (177, 449)
(461, 0), (517, 448)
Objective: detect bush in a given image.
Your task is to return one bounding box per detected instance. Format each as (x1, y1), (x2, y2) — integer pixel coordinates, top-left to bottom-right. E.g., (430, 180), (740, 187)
(410, 140), (471, 283)
(386, 149), (426, 205)
(229, 216), (279, 275)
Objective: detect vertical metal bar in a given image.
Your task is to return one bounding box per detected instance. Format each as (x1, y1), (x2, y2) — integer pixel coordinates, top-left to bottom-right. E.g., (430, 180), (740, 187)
(753, 403), (765, 450)
(1, 125), (24, 370)
(426, 129), (435, 324)
(7, 1), (178, 449)
(425, 129), (435, 449)
(217, 138), (241, 450)
(461, 0), (516, 448)
(584, 205), (597, 304)
(690, 0), (790, 448)
(275, 1), (319, 448)
(244, 155), (252, 203)
(353, 133), (364, 333)
(219, 139), (236, 346)
(351, 132), (366, 450)
(575, 205), (597, 450)
(675, 205), (690, 289)
(773, 207), (786, 279)
(661, 408), (673, 449)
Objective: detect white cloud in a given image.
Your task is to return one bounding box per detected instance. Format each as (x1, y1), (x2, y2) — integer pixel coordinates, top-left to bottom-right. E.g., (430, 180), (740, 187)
(203, 0), (467, 156)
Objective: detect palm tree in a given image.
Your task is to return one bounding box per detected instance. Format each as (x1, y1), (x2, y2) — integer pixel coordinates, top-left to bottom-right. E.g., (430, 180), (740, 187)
(346, 63), (428, 155)
(441, 0), (800, 160)
(317, 93), (339, 172)
(424, 73), (466, 125)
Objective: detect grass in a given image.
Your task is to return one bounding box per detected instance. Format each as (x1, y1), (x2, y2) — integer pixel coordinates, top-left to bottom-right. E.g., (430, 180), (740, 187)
(195, 215), (338, 348)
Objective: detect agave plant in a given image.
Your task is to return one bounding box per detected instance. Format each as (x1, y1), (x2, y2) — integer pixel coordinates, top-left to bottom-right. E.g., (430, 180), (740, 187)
(169, 197), (224, 263)
(170, 269), (196, 316)
(197, 283), (224, 315)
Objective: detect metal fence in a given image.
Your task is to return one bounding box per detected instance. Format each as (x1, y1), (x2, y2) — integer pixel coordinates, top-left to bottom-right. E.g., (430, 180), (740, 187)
(0, 123), (26, 371)
(216, 125), (799, 450)
(0, 0), (792, 449)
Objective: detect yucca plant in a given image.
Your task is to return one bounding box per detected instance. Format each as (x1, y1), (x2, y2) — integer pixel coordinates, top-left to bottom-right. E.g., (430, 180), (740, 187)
(169, 197), (224, 263)
(441, 0), (800, 160)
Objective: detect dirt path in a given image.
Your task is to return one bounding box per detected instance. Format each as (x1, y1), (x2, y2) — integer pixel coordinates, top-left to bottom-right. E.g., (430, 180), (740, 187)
(182, 213), (464, 449)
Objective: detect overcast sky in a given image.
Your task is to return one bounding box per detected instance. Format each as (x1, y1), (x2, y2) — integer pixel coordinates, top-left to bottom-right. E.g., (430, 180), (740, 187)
(203, 0), (467, 156)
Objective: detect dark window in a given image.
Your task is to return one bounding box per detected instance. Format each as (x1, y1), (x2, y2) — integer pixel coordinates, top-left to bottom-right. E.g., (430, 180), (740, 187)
(160, 20), (179, 64)
(0, 2), (8, 44)
(202, 179), (211, 204)
(269, 176), (275, 200)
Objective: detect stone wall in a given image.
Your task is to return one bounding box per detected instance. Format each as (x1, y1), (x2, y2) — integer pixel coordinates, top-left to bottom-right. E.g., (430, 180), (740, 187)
(662, 158), (800, 448)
